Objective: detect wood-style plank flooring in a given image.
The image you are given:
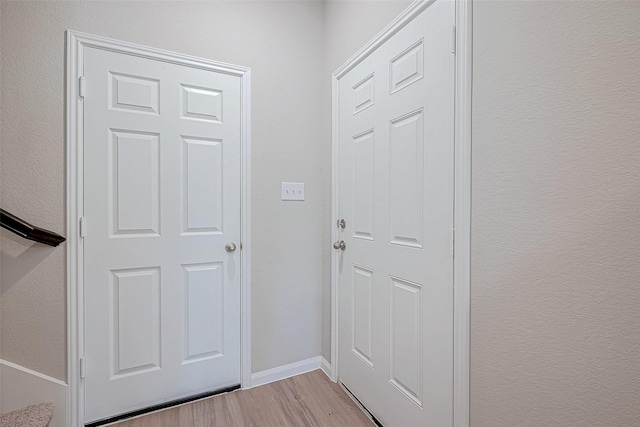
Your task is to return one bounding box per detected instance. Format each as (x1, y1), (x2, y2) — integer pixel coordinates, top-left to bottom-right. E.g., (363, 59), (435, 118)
(111, 370), (374, 427)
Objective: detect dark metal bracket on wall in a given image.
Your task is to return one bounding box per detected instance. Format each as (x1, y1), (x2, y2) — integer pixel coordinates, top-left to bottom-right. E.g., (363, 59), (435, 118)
(0, 208), (66, 247)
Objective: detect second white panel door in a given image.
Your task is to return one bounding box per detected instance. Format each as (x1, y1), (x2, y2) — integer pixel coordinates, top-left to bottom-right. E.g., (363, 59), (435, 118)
(336, 1), (455, 426)
(83, 46), (242, 423)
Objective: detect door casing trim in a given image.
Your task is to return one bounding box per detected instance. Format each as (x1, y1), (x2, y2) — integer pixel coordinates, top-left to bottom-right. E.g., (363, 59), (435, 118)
(330, 1), (471, 425)
(65, 30), (252, 426)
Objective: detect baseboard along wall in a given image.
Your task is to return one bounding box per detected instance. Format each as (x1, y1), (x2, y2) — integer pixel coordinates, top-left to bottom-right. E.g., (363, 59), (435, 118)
(320, 357), (332, 380)
(251, 356), (330, 388)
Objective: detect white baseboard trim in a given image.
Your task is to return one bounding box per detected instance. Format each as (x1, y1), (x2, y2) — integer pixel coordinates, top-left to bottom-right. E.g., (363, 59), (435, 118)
(0, 360), (68, 427)
(320, 357), (332, 380)
(250, 356), (322, 388)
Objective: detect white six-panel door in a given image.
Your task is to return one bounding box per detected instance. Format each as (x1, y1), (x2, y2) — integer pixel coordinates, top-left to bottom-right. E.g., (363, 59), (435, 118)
(82, 46), (242, 422)
(336, 1), (455, 426)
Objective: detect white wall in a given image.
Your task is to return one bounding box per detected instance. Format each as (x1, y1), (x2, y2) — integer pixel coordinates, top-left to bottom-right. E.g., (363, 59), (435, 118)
(0, 0), (325, 380)
(471, 1), (640, 425)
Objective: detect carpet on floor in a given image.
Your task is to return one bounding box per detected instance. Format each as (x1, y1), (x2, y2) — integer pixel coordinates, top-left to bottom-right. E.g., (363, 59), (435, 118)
(0, 402), (54, 427)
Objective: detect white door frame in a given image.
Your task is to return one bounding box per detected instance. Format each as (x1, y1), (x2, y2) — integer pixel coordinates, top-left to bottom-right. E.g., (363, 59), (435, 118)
(65, 31), (252, 427)
(330, 1), (471, 425)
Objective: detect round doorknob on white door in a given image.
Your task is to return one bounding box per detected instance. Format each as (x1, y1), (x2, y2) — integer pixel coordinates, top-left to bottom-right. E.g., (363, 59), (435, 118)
(333, 240), (346, 250)
(225, 242), (237, 253)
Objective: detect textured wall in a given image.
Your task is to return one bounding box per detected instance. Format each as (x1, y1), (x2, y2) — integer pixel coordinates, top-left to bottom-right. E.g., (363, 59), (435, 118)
(0, 0), (325, 380)
(321, 0), (412, 363)
(471, 1), (640, 425)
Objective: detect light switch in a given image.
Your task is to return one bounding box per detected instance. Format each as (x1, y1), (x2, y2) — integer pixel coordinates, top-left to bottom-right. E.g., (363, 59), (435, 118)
(282, 182), (305, 201)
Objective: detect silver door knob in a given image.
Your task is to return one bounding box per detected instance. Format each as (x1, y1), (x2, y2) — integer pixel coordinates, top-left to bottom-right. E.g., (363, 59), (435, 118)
(333, 240), (346, 250)
(225, 243), (237, 253)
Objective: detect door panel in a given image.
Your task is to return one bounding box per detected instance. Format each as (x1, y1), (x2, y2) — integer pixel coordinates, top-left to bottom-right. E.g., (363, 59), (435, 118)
(389, 109), (424, 248)
(111, 267), (161, 378)
(353, 265), (374, 366)
(337, 1), (455, 426)
(183, 262), (224, 362)
(353, 130), (376, 241)
(110, 129), (160, 236)
(389, 276), (423, 406)
(83, 46), (242, 423)
(183, 137), (223, 234)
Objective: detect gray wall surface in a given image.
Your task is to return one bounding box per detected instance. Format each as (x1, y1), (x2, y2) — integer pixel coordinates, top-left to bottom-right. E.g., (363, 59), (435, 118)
(471, 1), (640, 425)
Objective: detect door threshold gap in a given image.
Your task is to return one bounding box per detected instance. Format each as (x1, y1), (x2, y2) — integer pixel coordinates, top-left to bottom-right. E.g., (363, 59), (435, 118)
(339, 381), (384, 427)
(85, 384), (240, 427)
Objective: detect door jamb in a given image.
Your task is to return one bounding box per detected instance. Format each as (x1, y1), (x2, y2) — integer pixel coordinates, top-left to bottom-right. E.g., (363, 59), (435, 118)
(330, 1), (471, 425)
(65, 30), (252, 427)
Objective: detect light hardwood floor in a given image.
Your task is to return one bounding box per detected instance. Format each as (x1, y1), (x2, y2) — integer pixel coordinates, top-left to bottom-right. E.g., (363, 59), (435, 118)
(111, 370), (375, 427)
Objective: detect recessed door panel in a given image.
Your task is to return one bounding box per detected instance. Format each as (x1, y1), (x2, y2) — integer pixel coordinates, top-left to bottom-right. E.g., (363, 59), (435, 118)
(181, 84), (223, 123)
(353, 130), (375, 240)
(183, 263), (224, 363)
(110, 129), (160, 236)
(390, 40), (424, 94)
(109, 72), (160, 115)
(111, 267), (161, 378)
(353, 266), (374, 366)
(390, 277), (423, 405)
(353, 74), (375, 114)
(183, 137), (223, 234)
(389, 110), (423, 248)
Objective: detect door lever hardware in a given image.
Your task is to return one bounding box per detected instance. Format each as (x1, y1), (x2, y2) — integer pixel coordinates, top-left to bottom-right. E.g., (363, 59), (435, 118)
(333, 240), (346, 250)
(337, 219), (346, 230)
(225, 242), (237, 253)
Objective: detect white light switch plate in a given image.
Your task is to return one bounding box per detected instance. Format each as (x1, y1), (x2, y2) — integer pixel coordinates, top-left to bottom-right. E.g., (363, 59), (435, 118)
(282, 182), (305, 201)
